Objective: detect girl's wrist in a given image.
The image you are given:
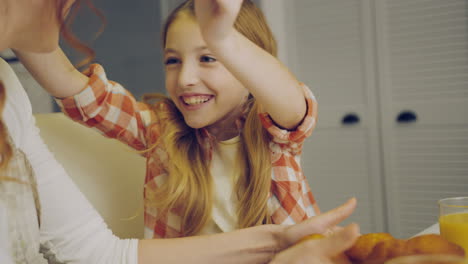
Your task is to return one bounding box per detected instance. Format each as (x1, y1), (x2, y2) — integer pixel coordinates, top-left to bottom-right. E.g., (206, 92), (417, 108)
(203, 29), (239, 55)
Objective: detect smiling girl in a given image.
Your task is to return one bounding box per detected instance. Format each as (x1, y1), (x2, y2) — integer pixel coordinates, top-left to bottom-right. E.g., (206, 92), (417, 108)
(17, 0), (320, 239)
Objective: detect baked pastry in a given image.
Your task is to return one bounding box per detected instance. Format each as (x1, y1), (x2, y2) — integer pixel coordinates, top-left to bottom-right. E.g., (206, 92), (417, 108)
(345, 233), (395, 262)
(345, 233), (465, 264)
(297, 233), (351, 264)
(406, 234), (465, 256)
(298, 231), (465, 264)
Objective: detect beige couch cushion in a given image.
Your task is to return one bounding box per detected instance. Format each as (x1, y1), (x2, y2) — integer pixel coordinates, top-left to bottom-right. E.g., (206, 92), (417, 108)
(35, 113), (145, 239)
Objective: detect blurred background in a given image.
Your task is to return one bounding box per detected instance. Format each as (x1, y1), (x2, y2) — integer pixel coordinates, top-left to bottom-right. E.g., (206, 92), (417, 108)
(2, 0), (467, 239)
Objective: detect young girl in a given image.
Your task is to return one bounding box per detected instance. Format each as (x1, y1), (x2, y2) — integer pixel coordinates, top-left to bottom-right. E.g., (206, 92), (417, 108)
(0, 32), (359, 264)
(18, 0), (320, 239)
(1, 0), (360, 262)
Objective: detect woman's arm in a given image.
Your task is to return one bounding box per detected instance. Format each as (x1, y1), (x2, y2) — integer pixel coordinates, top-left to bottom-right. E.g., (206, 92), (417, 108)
(4, 62), (138, 264)
(138, 198), (358, 264)
(194, 0), (308, 130)
(139, 225), (278, 264)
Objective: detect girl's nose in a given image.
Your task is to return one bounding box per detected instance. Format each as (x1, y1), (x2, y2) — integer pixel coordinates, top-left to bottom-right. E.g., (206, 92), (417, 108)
(178, 63), (200, 88)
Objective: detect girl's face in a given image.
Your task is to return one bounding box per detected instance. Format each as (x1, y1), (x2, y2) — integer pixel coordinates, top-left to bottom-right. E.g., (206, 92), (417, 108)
(164, 13), (250, 132)
(2, 0), (75, 52)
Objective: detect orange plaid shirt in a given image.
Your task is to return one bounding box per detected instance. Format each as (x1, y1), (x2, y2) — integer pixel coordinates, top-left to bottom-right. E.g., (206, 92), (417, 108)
(57, 64), (320, 238)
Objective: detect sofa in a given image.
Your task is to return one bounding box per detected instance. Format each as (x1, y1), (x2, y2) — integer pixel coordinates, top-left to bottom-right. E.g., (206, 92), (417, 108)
(35, 113), (146, 239)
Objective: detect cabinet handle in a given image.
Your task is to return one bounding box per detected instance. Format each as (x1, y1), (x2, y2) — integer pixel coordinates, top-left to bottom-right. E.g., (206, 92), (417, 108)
(396, 111), (417, 123)
(342, 113), (360, 125)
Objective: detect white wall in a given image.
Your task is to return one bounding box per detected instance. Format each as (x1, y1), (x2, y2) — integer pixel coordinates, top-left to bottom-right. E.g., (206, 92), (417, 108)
(258, 0), (290, 67)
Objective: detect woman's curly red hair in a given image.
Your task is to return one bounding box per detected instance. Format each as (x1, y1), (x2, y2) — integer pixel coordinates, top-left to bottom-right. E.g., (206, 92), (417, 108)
(0, 0), (105, 171)
(58, 0), (106, 68)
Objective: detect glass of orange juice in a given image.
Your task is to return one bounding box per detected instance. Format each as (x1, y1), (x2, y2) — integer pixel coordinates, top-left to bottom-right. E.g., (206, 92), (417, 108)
(385, 255), (468, 264)
(439, 197), (468, 255)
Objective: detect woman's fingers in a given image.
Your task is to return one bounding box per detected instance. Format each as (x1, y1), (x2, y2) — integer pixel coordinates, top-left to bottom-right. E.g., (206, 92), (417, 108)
(311, 223), (360, 257)
(314, 197), (357, 231)
(285, 197), (357, 245)
(270, 224), (360, 264)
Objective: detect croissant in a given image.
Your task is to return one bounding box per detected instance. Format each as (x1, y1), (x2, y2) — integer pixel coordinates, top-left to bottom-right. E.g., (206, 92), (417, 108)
(345, 233), (465, 264)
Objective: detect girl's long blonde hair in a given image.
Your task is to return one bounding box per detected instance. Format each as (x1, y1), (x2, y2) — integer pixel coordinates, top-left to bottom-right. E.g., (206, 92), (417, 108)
(144, 0), (277, 236)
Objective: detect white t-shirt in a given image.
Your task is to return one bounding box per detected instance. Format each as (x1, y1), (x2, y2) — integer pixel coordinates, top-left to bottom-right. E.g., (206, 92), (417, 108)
(0, 58), (138, 264)
(199, 136), (241, 235)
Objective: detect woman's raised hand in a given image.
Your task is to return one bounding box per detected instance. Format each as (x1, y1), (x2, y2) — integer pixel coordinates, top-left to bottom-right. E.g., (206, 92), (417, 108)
(194, 0), (243, 44)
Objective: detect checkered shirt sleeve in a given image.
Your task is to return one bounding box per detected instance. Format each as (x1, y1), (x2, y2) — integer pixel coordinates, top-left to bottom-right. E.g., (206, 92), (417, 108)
(260, 84), (321, 224)
(56, 64), (156, 152)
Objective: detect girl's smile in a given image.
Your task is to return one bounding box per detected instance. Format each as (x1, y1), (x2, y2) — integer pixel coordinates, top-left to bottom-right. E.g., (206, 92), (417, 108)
(179, 93), (214, 111)
(164, 12), (250, 135)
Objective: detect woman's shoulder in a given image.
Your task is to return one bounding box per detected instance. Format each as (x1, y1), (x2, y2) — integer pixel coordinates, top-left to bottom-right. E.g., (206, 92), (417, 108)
(0, 58), (33, 146)
(0, 59), (31, 108)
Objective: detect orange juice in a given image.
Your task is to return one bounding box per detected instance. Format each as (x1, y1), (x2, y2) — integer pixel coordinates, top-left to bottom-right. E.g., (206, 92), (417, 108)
(439, 212), (468, 256)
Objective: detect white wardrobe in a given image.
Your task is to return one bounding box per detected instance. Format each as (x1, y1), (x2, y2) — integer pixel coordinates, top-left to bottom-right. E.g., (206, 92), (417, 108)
(261, 0), (468, 238)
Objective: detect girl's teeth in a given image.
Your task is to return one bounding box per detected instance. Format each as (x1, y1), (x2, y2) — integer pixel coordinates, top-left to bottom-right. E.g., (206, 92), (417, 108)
(183, 96), (210, 105)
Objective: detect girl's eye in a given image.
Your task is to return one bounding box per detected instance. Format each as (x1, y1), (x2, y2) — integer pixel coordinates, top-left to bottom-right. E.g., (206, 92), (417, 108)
(200, 56), (216, 63)
(165, 57), (180, 65)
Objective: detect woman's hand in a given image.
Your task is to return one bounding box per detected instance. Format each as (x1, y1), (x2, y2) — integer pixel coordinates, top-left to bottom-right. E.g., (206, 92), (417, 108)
(280, 198), (358, 247)
(270, 223), (359, 264)
(139, 198), (358, 264)
(194, 0), (243, 44)
(271, 198), (359, 263)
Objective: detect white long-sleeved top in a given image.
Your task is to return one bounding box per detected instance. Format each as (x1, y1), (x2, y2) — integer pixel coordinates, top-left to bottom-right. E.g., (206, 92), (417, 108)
(0, 58), (139, 264)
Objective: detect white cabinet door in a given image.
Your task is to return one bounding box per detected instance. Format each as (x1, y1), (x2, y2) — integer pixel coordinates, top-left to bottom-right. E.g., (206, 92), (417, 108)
(277, 0), (385, 234)
(376, 0), (468, 238)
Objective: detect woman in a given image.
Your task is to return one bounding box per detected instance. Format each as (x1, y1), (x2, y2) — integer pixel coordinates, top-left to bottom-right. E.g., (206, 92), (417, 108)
(0, 0), (359, 263)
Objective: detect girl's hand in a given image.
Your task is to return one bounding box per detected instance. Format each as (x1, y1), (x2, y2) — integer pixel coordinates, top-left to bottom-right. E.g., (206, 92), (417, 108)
(194, 0), (243, 44)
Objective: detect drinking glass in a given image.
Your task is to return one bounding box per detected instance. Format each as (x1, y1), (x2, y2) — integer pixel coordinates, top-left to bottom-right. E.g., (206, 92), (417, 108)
(438, 197), (468, 255)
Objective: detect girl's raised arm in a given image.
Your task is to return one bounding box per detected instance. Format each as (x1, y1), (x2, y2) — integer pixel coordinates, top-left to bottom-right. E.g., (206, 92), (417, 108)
(15, 48), (89, 98)
(16, 48), (153, 151)
(194, 0), (309, 130)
